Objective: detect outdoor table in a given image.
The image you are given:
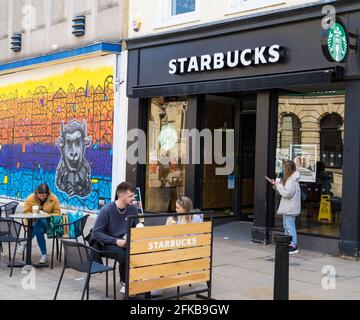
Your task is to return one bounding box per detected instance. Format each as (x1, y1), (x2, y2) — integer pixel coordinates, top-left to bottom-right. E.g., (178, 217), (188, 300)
(0, 202), (5, 216)
(9, 213), (51, 270)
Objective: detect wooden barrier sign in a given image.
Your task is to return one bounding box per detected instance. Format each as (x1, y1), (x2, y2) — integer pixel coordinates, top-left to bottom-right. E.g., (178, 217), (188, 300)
(127, 220), (213, 297)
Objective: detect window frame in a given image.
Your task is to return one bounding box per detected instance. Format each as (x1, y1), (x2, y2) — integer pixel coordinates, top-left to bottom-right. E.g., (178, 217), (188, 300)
(154, 0), (200, 30)
(320, 113), (344, 169)
(279, 113), (301, 149)
(225, 0), (286, 15)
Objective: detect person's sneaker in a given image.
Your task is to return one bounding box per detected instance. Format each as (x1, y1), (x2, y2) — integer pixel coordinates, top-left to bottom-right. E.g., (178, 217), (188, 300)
(289, 246), (299, 255)
(119, 281), (126, 294)
(39, 254), (47, 264)
(17, 242), (26, 255)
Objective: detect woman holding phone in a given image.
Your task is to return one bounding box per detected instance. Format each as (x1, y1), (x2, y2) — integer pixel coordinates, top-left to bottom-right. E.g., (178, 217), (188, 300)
(266, 160), (301, 254)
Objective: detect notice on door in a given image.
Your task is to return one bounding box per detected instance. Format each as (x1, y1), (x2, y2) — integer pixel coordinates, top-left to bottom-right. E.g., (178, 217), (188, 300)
(228, 175), (235, 189)
(290, 144), (317, 183)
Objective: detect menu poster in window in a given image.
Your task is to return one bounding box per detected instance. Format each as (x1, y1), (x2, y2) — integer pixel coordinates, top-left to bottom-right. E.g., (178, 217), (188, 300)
(290, 144), (317, 183)
(275, 148), (290, 176)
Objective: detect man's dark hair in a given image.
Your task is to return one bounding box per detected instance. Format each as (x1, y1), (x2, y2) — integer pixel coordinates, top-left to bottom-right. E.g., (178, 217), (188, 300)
(114, 182), (135, 200)
(35, 183), (50, 195)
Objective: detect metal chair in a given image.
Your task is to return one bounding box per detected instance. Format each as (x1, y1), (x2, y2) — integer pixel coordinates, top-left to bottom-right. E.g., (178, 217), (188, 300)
(0, 202), (20, 263)
(54, 240), (117, 300)
(85, 236), (119, 298)
(0, 201), (19, 218)
(0, 218), (27, 277)
(48, 214), (90, 269)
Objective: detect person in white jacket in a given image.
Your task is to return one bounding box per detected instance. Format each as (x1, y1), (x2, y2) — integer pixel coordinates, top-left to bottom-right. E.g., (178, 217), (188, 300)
(269, 160), (301, 254)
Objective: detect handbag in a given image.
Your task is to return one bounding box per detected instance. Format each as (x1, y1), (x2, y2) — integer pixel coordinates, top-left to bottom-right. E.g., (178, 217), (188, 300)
(67, 211), (84, 238)
(46, 216), (64, 238)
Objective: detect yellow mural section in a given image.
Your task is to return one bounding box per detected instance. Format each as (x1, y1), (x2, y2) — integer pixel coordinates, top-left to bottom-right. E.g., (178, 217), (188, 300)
(0, 65), (113, 98)
(0, 54), (115, 211)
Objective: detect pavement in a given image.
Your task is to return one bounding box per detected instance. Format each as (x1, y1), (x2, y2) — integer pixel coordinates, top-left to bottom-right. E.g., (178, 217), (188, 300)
(1, 205), (360, 300)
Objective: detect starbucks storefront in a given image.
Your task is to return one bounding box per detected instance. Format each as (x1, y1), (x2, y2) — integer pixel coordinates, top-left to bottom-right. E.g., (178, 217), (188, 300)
(125, 1), (360, 256)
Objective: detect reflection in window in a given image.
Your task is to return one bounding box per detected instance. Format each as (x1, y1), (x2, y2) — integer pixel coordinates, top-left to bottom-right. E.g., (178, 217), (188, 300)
(275, 93), (345, 239)
(171, 0), (196, 16)
(145, 97), (187, 212)
(320, 113), (343, 168)
(280, 114), (301, 149)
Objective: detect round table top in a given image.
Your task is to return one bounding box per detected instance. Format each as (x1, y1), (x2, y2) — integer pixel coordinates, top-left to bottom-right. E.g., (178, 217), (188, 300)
(9, 213), (52, 219)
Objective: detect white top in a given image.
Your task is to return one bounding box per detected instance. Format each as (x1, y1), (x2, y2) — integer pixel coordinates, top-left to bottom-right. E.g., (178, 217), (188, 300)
(275, 171), (301, 216)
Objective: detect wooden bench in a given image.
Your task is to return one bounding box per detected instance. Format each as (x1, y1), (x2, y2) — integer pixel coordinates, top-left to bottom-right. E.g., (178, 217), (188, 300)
(124, 213), (213, 300)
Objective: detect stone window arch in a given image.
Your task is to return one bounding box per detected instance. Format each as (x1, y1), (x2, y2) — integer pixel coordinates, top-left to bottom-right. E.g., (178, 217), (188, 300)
(320, 113), (343, 168)
(280, 113), (301, 149)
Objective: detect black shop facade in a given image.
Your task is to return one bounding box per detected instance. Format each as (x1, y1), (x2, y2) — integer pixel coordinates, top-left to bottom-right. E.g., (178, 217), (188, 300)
(126, 1), (360, 257)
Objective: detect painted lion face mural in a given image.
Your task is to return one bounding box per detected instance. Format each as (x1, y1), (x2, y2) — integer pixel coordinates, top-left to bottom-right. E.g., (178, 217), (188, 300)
(55, 120), (92, 198)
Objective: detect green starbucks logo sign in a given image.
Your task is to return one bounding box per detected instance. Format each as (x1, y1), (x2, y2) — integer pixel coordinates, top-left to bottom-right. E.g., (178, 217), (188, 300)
(322, 20), (349, 63)
(159, 125), (178, 151)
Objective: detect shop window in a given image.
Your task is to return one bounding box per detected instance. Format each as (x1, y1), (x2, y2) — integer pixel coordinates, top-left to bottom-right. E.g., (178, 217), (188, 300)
(171, 0), (196, 15)
(275, 93), (345, 239)
(320, 114), (343, 168)
(155, 0), (199, 28)
(280, 114), (301, 149)
(145, 97), (188, 212)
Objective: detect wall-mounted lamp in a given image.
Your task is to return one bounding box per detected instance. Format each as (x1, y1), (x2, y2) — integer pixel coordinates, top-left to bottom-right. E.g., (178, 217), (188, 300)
(72, 15), (86, 37)
(132, 19), (142, 32)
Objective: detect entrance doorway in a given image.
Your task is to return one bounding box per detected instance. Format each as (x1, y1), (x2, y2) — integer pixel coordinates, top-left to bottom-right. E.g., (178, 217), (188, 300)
(238, 113), (256, 221)
(201, 94), (256, 221)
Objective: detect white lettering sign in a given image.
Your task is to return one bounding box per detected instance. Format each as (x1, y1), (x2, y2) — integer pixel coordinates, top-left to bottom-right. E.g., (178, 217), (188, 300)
(148, 237), (197, 251)
(169, 44), (284, 74)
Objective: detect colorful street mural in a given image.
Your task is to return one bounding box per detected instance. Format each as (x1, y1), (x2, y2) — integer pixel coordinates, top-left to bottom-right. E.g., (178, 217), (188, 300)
(0, 55), (114, 211)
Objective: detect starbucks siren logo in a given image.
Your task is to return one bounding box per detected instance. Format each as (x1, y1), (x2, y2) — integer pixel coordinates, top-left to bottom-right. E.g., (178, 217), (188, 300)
(159, 125), (178, 151)
(326, 22), (348, 62)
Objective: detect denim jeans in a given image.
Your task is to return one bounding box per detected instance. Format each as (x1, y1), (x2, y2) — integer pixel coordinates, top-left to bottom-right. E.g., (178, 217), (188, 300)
(103, 245), (127, 282)
(32, 218), (48, 255)
(283, 215), (297, 246)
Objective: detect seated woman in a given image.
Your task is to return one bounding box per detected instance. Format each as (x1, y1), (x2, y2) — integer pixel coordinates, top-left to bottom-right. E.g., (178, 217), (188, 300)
(17, 183), (61, 264)
(166, 196), (204, 225)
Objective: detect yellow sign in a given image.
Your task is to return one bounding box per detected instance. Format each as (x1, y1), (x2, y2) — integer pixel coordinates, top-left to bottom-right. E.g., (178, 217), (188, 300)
(318, 195), (332, 223)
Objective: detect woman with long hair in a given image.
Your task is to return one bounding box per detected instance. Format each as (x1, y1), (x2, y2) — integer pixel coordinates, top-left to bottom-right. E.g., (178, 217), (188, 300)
(166, 196), (203, 225)
(19, 183), (61, 264)
(269, 160), (301, 254)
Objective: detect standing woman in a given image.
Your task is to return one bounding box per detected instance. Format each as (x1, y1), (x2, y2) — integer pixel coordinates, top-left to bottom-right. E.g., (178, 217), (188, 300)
(269, 160), (301, 254)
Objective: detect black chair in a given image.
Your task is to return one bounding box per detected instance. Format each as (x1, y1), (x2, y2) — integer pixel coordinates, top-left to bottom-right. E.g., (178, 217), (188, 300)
(49, 214), (90, 269)
(85, 236), (119, 298)
(0, 218), (27, 277)
(0, 202), (20, 263)
(54, 240), (117, 300)
(0, 201), (19, 218)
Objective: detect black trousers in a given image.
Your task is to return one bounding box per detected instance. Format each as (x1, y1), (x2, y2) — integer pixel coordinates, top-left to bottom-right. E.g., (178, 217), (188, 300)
(103, 245), (127, 282)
